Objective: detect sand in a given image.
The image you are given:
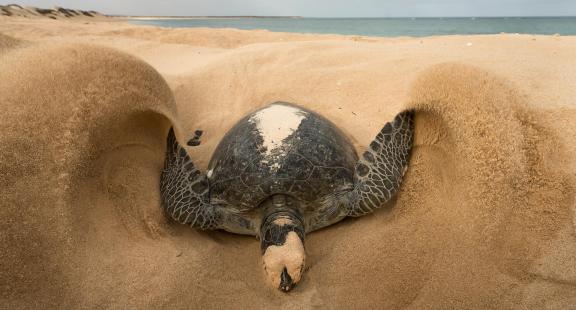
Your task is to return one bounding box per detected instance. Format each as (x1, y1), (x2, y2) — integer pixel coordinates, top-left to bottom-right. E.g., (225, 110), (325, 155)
(1, 15), (575, 309)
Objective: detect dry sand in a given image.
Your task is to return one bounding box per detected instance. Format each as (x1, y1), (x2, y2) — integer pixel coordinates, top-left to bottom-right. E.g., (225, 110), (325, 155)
(1, 15), (575, 309)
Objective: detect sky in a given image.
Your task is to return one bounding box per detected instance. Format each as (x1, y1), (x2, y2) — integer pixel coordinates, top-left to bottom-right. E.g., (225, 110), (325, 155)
(2, 0), (576, 17)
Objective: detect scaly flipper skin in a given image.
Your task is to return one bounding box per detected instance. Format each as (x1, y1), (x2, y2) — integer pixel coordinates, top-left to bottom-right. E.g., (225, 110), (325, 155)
(160, 128), (222, 229)
(161, 128), (256, 234)
(347, 110), (414, 216)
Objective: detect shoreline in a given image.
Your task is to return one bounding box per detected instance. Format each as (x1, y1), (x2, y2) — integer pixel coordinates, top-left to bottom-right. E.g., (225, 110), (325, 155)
(125, 16), (576, 37)
(125, 16), (302, 20)
(2, 14), (574, 39)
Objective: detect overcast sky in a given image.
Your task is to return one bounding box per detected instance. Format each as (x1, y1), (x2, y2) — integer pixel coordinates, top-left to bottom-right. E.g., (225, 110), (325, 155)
(2, 0), (576, 17)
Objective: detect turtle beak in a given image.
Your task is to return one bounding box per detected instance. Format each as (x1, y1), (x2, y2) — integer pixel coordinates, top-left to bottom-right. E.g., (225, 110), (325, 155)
(279, 267), (295, 292)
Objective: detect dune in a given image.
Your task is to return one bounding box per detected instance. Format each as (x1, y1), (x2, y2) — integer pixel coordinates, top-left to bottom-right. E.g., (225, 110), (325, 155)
(1, 15), (575, 309)
(0, 4), (106, 20)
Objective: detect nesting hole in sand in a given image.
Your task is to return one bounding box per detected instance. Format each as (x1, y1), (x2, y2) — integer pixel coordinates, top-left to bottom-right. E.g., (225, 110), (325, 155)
(71, 111), (171, 239)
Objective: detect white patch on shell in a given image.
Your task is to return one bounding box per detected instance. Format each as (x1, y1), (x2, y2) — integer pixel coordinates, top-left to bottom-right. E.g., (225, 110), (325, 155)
(249, 104), (306, 156)
(262, 232), (306, 289)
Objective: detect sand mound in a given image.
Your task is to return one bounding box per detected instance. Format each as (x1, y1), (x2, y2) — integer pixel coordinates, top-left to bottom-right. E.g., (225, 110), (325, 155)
(0, 42), (175, 308)
(406, 64), (575, 306)
(1, 35), (575, 308)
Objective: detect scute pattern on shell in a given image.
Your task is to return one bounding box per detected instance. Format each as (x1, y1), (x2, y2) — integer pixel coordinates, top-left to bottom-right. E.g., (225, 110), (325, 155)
(207, 103), (358, 216)
(159, 104), (414, 235)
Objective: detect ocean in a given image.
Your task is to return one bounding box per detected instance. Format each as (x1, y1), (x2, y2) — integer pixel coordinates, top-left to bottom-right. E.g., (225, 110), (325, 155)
(129, 17), (576, 37)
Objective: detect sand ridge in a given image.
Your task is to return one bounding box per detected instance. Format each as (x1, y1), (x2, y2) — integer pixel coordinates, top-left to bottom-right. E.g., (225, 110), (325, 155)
(0, 4), (107, 20)
(1, 17), (576, 309)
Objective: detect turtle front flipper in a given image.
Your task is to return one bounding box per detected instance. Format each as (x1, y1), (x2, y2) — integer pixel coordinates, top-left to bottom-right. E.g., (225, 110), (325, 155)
(161, 128), (255, 233)
(347, 110), (414, 216)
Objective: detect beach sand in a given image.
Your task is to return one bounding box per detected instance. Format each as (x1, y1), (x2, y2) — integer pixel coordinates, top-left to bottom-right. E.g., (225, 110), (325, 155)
(1, 15), (575, 309)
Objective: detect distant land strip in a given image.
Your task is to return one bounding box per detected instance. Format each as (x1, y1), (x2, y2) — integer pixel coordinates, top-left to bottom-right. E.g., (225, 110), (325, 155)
(0, 4), (107, 19)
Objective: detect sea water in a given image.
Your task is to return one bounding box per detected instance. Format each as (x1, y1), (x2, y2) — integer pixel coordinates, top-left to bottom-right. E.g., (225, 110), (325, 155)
(129, 17), (576, 37)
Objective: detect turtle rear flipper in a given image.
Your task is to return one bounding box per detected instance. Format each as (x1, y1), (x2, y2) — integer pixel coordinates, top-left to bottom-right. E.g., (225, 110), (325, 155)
(347, 110), (414, 216)
(161, 128), (255, 234)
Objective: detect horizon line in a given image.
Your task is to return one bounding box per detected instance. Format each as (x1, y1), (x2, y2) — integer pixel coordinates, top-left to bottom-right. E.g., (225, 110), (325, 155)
(120, 15), (576, 18)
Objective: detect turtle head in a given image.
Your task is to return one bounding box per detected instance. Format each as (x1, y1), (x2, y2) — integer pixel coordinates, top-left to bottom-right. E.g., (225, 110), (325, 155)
(259, 195), (306, 292)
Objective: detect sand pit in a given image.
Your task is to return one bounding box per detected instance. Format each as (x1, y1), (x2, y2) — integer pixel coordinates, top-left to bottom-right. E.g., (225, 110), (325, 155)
(1, 18), (576, 309)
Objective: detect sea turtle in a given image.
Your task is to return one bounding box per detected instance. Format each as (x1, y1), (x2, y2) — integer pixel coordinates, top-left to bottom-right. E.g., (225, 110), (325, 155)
(160, 102), (414, 292)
